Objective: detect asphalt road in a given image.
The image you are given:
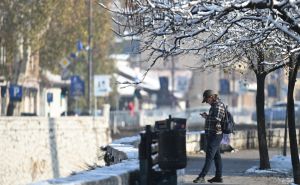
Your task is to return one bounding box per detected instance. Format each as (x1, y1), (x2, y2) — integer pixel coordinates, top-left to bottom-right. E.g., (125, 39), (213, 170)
(184, 149), (293, 185)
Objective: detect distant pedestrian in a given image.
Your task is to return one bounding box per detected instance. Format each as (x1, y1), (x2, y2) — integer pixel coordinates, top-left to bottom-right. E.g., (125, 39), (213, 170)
(193, 89), (226, 183)
(128, 101), (135, 117)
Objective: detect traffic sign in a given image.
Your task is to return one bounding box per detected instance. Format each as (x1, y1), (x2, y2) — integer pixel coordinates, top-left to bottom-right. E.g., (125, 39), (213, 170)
(47, 92), (53, 103)
(70, 75), (85, 97)
(94, 75), (111, 97)
(60, 58), (71, 69)
(9, 85), (22, 101)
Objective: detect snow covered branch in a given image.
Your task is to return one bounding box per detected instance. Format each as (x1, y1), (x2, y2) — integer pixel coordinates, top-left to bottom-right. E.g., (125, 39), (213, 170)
(101, 0), (300, 73)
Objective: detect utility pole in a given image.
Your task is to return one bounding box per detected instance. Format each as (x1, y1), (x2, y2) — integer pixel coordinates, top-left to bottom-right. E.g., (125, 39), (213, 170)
(171, 56), (175, 109)
(88, 0), (93, 114)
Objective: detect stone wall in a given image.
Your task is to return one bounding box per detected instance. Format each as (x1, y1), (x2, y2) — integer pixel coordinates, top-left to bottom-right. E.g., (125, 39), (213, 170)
(0, 105), (111, 185)
(31, 128), (300, 185)
(186, 129), (300, 153)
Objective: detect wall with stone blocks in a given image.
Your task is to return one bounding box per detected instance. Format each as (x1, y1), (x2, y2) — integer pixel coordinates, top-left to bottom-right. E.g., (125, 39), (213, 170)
(186, 129), (300, 153)
(31, 128), (299, 185)
(54, 128), (296, 185)
(0, 107), (111, 185)
(32, 135), (184, 185)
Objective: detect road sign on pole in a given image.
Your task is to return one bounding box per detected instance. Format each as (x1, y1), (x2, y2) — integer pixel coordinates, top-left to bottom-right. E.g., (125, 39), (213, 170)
(70, 75), (85, 97)
(60, 58), (71, 69)
(9, 85), (22, 101)
(47, 92), (53, 104)
(94, 75), (111, 97)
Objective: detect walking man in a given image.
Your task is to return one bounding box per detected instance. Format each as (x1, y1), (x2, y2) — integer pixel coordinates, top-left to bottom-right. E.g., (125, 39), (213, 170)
(193, 89), (225, 183)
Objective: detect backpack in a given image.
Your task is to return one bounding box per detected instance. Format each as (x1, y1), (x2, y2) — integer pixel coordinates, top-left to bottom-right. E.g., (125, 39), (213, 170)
(222, 104), (235, 134)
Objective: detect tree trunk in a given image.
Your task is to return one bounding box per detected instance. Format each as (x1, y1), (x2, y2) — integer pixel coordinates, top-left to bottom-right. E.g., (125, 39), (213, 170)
(256, 73), (271, 169)
(287, 54), (300, 184)
(6, 36), (30, 116)
(283, 110), (288, 156)
(6, 101), (14, 116)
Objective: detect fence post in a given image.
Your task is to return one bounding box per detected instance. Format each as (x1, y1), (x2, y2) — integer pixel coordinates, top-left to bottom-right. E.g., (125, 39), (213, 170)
(139, 110), (144, 127)
(103, 104), (110, 124)
(139, 125), (153, 185)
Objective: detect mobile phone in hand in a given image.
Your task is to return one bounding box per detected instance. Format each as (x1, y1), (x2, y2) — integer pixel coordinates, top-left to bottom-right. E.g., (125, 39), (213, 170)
(200, 112), (207, 117)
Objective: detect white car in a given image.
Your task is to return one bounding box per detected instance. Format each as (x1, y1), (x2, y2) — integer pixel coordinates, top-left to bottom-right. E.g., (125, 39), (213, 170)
(251, 101), (300, 123)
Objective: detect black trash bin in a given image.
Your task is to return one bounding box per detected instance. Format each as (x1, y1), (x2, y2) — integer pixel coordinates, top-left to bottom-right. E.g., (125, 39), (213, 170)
(157, 118), (187, 170)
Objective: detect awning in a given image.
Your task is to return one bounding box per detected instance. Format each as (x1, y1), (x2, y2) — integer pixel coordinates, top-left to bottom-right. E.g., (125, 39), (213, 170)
(42, 70), (71, 87)
(116, 62), (160, 91)
(114, 74), (148, 96)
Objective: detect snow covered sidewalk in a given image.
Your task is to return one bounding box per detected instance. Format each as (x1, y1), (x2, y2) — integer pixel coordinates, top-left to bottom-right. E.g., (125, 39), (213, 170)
(184, 149), (294, 185)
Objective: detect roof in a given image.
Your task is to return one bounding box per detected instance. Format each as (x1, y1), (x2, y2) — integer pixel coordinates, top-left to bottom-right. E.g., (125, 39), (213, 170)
(42, 70), (70, 87)
(115, 74), (148, 96)
(116, 62), (160, 91)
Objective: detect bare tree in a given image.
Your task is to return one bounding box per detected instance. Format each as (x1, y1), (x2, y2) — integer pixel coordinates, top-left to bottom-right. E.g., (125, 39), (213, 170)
(0, 1), (115, 115)
(287, 52), (300, 183)
(0, 1), (59, 115)
(100, 0), (300, 182)
(201, 35), (291, 169)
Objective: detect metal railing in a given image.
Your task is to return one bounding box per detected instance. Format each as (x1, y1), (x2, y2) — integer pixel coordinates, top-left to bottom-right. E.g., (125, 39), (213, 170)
(110, 107), (254, 131)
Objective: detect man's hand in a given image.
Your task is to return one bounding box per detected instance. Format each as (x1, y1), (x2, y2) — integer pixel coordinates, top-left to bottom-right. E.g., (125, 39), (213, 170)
(200, 112), (208, 118)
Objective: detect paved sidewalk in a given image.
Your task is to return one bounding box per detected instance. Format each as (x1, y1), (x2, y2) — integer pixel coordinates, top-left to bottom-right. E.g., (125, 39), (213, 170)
(184, 149), (293, 185)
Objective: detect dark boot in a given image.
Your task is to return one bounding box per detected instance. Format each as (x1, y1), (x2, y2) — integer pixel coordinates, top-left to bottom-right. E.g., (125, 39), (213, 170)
(208, 176), (223, 183)
(193, 176), (205, 183)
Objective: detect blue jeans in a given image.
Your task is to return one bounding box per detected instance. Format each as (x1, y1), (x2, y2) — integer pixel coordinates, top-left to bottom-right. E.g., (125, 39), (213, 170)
(199, 133), (223, 178)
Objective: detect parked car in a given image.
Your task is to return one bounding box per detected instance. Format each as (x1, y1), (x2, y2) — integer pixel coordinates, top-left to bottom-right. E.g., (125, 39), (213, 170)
(61, 110), (90, 116)
(251, 101), (300, 124)
(21, 112), (37, 116)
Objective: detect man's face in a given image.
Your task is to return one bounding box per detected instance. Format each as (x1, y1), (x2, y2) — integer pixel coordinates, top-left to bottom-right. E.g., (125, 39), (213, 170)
(205, 96), (213, 105)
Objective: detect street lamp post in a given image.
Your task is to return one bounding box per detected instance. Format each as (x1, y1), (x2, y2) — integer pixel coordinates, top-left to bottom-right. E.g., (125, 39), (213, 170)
(88, 0), (93, 114)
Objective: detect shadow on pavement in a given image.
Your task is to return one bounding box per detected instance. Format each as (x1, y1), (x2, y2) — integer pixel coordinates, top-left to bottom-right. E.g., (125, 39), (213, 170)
(185, 149), (292, 184)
